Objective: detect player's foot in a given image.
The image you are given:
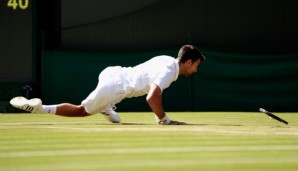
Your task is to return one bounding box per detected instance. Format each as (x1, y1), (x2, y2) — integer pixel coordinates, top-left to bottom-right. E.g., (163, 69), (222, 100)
(100, 107), (121, 123)
(10, 96), (43, 113)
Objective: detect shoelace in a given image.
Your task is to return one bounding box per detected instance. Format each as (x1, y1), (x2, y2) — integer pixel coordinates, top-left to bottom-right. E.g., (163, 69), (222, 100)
(107, 104), (117, 111)
(101, 104), (117, 115)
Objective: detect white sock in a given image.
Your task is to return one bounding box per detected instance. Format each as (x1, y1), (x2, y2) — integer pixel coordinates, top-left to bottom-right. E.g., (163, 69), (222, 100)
(42, 105), (57, 114)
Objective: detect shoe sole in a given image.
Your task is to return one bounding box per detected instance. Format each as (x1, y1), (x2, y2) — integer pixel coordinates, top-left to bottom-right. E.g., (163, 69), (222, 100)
(10, 96), (42, 113)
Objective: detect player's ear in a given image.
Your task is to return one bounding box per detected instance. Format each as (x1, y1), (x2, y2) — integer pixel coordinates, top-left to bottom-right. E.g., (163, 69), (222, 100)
(186, 59), (193, 65)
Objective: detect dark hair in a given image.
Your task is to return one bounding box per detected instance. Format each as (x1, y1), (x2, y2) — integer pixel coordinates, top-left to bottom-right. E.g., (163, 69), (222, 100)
(177, 45), (206, 63)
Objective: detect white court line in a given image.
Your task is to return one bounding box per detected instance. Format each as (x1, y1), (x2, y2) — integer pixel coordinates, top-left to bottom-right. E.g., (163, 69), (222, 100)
(1, 145), (298, 158)
(1, 125), (298, 135)
(44, 126), (298, 136)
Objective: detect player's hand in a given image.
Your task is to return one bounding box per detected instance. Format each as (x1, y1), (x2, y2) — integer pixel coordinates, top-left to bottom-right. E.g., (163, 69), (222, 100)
(168, 120), (187, 125)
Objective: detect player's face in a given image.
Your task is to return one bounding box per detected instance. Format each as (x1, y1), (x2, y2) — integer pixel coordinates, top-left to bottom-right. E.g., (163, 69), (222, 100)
(185, 59), (201, 77)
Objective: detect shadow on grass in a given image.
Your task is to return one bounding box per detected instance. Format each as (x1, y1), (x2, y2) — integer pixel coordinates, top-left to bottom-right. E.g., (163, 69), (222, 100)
(119, 123), (151, 125)
(0, 122), (243, 127)
(187, 123), (244, 127)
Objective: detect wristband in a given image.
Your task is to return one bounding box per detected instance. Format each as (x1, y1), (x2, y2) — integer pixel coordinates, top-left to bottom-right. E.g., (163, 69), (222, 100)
(155, 115), (171, 125)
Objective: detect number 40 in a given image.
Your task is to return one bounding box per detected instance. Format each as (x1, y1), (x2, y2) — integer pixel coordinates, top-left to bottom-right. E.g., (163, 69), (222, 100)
(7, 0), (29, 10)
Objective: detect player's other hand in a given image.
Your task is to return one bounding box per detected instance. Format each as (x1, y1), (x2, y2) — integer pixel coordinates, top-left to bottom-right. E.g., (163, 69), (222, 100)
(168, 120), (187, 125)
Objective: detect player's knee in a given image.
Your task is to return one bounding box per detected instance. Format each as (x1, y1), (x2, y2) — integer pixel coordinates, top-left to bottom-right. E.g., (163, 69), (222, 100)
(77, 105), (90, 117)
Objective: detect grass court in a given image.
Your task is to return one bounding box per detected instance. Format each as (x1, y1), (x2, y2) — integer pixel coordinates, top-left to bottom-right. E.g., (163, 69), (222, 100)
(1, 112), (298, 171)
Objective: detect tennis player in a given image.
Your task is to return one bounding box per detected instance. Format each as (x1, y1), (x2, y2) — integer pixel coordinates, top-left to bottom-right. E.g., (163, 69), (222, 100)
(10, 45), (205, 125)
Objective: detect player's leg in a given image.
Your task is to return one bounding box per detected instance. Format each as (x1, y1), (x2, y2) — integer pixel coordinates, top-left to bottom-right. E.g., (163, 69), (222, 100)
(10, 67), (125, 122)
(55, 103), (89, 117)
(10, 96), (90, 117)
(81, 67), (126, 123)
(41, 103), (90, 117)
(81, 81), (122, 123)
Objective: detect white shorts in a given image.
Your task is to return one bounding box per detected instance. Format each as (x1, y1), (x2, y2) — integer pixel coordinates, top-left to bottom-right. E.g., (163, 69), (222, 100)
(81, 66), (127, 114)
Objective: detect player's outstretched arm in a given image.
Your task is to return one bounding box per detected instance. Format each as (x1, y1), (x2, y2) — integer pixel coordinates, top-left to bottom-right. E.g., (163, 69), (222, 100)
(146, 84), (187, 125)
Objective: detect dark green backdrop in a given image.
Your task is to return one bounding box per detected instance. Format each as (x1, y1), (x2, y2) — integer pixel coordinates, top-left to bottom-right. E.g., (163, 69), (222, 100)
(41, 49), (298, 112)
(1, 0), (298, 113)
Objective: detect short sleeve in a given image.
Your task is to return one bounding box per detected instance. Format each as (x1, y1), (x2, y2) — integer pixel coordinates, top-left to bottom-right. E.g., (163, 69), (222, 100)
(152, 70), (175, 91)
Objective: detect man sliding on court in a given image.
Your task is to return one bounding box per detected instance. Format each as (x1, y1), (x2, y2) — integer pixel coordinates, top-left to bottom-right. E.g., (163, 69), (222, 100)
(10, 45), (205, 125)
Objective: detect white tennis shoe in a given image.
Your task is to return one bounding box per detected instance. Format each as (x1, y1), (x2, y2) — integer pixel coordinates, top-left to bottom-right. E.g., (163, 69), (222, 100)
(10, 96), (43, 113)
(100, 107), (121, 123)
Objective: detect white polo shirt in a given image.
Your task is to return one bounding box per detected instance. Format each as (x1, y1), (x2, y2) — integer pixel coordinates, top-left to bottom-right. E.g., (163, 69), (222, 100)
(82, 55), (180, 114)
(122, 55), (180, 98)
